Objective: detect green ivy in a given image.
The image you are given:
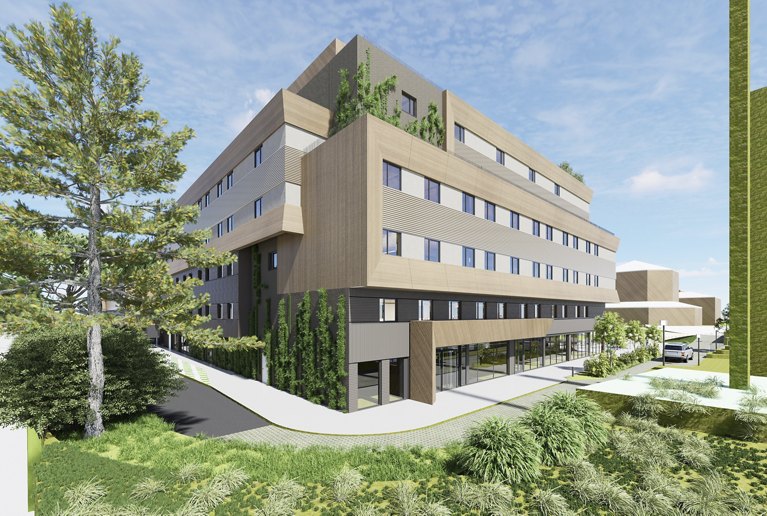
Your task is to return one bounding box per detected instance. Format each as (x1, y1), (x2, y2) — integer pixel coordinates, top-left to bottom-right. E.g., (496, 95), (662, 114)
(405, 102), (445, 147)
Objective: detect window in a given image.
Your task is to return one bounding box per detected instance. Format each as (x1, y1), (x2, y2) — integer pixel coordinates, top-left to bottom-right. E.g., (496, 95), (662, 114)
(595, 275), (600, 287)
(218, 265), (224, 278)
(449, 301), (460, 320)
(217, 304), (223, 319)
(520, 303), (527, 319)
(424, 239), (440, 262)
(226, 263), (233, 276)
(254, 146), (262, 167)
(496, 148), (505, 165)
(204, 192), (210, 207)
(216, 222), (223, 238)
(533, 262), (541, 278)
(462, 192), (475, 214)
(197, 198), (202, 210)
(455, 124), (465, 143)
(383, 161), (401, 190)
(226, 171), (234, 189)
(573, 270), (579, 284)
(586, 241), (592, 254)
(546, 264), (553, 280)
(462, 246), (475, 268)
(551, 304), (558, 319)
(268, 251), (278, 270)
(402, 92), (416, 116)
(534, 304), (541, 318)
(573, 235), (579, 250)
(174, 277), (179, 284)
(204, 304), (210, 317)
(204, 268), (210, 281)
(563, 268), (569, 282)
(379, 298), (396, 322)
(510, 257), (520, 275)
(424, 178), (440, 203)
(510, 211), (520, 230)
(561, 305), (567, 318)
(532, 220), (540, 237)
(216, 180), (223, 198)
(529, 168), (536, 182)
(562, 231), (569, 246)
(594, 244), (599, 256)
(226, 215), (234, 233)
(498, 303), (505, 319)
(485, 202), (496, 222)
(586, 273), (592, 286)
(382, 229), (401, 256)
(227, 303), (234, 319)
(545, 224), (553, 241)
(485, 251), (496, 271)
(254, 197), (262, 218)
(197, 269), (203, 280)
(476, 302), (485, 320)
(418, 300), (431, 321)
(555, 183), (561, 196)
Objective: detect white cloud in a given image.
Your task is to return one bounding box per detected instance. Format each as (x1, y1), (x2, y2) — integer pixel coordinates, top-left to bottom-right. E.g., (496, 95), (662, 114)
(511, 39), (555, 71)
(253, 88), (275, 106)
(706, 257), (720, 265)
(627, 163), (713, 195)
(227, 87), (276, 133)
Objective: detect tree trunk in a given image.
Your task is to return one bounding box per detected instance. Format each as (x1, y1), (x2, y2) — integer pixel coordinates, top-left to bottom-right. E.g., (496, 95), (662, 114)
(84, 185), (104, 438)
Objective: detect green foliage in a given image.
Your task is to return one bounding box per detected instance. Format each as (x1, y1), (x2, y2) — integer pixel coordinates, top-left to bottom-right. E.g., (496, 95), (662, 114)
(645, 325), (663, 347)
(521, 404), (586, 466)
(583, 346), (658, 378)
(130, 477), (166, 501)
(625, 320), (646, 348)
(405, 102), (446, 147)
(332, 49), (401, 134)
(315, 289), (333, 405)
(539, 392), (611, 450)
(558, 162), (585, 183)
(188, 339), (263, 379)
(177, 463), (205, 484)
(458, 416), (542, 484)
(332, 466), (364, 503)
(630, 393), (667, 419)
(532, 488), (575, 516)
(567, 460), (636, 514)
(593, 312), (627, 350)
(333, 294), (347, 410)
(735, 386), (767, 440)
(0, 324), (181, 436)
(275, 298), (290, 392)
(583, 352), (614, 377)
(649, 376), (723, 398)
(296, 291), (317, 402)
(257, 477), (306, 515)
(451, 479), (516, 514)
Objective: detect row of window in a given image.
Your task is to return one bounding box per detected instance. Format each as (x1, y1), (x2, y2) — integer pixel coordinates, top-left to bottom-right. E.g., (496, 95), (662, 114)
(174, 251), (278, 283)
(455, 124), (571, 201)
(383, 161), (600, 256)
(197, 303), (234, 320)
(382, 229), (600, 287)
(196, 144), (264, 211)
(378, 298), (591, 322)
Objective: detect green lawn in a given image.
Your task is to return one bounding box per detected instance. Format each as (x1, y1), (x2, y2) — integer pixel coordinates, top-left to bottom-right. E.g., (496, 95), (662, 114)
(33, 412), (767, 514)
(666, 335), (697, 343)
(668, 350), (731, 373)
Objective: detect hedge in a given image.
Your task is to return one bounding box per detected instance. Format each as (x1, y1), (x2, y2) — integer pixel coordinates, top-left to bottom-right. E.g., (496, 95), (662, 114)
(188, 342), (262, 380)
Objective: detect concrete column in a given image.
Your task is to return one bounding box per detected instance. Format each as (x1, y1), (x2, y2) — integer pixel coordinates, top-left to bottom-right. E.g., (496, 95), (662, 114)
(347, 362), (358, 413)
(506, 341), (514, 374)
(379, 359), (390, 405)
(566, 334), (572, 361)
(403, 358), (410, 399)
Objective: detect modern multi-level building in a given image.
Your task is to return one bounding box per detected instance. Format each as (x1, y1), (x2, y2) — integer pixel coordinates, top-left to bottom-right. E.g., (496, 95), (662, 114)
(169, 36), (620, 411)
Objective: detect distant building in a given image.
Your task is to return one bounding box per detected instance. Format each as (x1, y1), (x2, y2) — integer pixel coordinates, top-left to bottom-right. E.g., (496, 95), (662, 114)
(606, 261), (720, 326)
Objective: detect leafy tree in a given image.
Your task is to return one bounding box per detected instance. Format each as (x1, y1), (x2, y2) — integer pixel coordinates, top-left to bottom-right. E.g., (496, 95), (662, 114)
(315, 289), (333, 405)
(0, 4), (246, 436)
(645, 325), (663, 351)
(405, 102), (446, 147)
(594, 312), (627, 351)
(332, 49), (401, 134)
(715, 303), (730, 331)
(625, 320), (646, 349)
(0, 324), (182, 436)
(296, 291), (316, 401)
(333, 294), (347, 410)
(558, 161), (585, 183)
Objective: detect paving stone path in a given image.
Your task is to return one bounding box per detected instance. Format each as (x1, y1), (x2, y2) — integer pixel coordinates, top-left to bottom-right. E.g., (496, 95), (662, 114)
(222, 360), (659, 448)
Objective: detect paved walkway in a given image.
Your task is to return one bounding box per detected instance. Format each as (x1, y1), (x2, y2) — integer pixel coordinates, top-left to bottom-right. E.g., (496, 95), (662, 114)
(162, 348), (596, 435)
(224, 360), (659, 448)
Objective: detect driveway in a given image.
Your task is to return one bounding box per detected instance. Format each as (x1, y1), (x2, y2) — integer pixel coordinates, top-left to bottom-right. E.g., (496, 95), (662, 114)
(150, 378), (270, 437)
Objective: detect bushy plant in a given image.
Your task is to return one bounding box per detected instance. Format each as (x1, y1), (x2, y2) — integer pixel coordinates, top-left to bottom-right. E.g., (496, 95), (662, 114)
(457, 417), (541, 484)
(130, 477), (166, 501)
(568, 460), (635, 514)
(451, 479), (515, 513)
(735, 386), (767, 440)
(630, 393), (666, 419)
(177, 463), (205, 484)
(583, 352), (614, 377)
(520, 404), (586, 466)
(532, 488), (575, 516)
(539, 392), (611, 450)
(649, 376), (722, 399)
(332, 466), (364, 503)
(390, 482), (420, 516)
(611, 428), (676, 470)
(0, 324), (182, 435)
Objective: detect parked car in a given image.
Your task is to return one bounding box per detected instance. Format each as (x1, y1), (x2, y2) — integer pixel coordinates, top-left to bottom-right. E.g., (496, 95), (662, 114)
(664, 343), (694, 362)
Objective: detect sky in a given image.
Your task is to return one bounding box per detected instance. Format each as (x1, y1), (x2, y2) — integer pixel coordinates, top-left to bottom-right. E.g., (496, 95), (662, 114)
(1, 0), (764, 307)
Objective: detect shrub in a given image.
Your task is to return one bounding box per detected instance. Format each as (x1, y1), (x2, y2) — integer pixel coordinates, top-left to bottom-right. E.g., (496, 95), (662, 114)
(130, 477), (166, 501)
(649, 376), (722, 399)
(630, 393), (666, 419)
(520, 404), (586, 466)
(458, 417), (541, 484)
(389, 482), (420, 516)
(532, 488), (575, 516)
(583, 352), (614, 377)
(451, 479), (515, 513)
(177, 463), (205, 484)
(257, 477), (306, 516)
(332, 466), (364, 503)
(0, 324), (182, 435)
(539, 392), (611, 450)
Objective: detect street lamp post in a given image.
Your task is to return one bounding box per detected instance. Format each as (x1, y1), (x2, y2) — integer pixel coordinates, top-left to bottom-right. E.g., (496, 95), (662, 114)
(714, 328), (719, 351)
(660, 320), (668, 367)
(697, 334), (701, 366)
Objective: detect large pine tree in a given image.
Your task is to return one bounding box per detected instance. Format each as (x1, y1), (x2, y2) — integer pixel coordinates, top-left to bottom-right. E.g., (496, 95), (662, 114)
(0, 4), (245, 437)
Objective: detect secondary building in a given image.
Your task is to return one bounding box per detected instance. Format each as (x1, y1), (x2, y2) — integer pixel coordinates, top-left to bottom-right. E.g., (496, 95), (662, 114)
(168, 36), (620, 411)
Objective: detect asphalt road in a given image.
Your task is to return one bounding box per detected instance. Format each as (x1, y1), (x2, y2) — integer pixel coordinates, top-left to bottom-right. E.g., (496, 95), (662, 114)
(149, 377), (270, 437)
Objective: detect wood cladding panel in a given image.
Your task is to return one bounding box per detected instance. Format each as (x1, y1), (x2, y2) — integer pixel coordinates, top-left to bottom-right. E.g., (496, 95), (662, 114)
(616, 269), (679, 302)
(445, 91), (592, 203)
(288, 39), (345, 93)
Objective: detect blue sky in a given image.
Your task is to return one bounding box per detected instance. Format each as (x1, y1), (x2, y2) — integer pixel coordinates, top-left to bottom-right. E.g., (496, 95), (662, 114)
(1, 1), (763, 306)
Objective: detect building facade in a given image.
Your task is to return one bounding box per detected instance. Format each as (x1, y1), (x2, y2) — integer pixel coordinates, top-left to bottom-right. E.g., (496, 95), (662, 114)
(169, 36), (620, 411)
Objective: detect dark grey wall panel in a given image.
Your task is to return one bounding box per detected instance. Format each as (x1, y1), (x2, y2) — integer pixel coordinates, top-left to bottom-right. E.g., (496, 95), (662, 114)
(460, 301), (477, 320)
(350, 296), (380, 323)
(349, 322), (410, 362)
(397, 298), (418, 322)
(433, 300), (450, 320)
(382, 187), (614, 278)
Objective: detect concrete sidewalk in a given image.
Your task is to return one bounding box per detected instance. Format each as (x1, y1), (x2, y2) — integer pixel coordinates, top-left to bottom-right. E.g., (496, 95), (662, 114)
(162, 348), (590, 435)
